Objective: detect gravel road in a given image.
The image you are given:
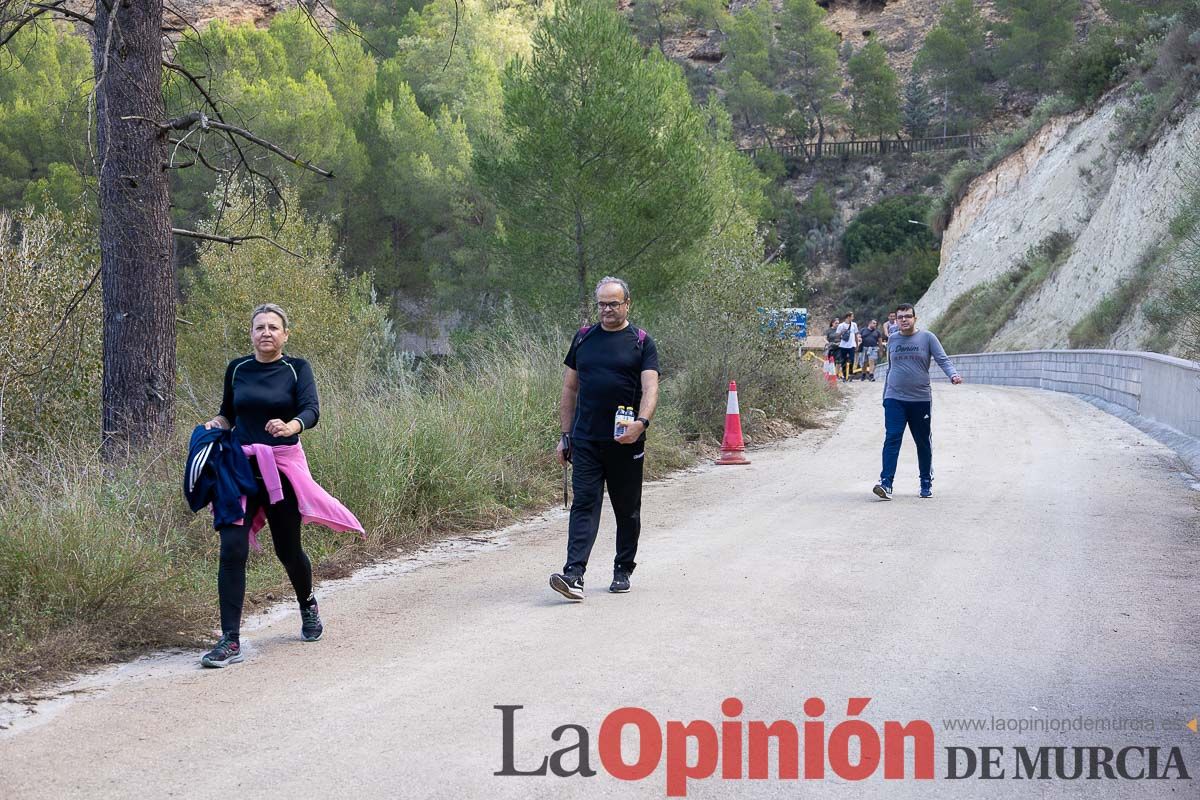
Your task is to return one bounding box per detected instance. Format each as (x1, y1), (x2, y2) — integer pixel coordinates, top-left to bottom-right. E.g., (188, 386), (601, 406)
(2, 384), (1198, 799)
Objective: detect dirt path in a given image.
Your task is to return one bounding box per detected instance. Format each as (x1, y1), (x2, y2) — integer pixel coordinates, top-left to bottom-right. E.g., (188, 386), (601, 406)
(2, 384), (1198, 798)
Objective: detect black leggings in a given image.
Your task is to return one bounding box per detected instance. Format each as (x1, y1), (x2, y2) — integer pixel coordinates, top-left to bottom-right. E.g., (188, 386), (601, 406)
(217, 466), (314, 636)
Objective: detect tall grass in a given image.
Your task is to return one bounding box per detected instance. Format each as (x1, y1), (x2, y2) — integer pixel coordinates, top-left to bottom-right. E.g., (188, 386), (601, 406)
(0, 323), (821, 691)
(935, 231), (1074, 354)
(1068, 243), (1165, 348)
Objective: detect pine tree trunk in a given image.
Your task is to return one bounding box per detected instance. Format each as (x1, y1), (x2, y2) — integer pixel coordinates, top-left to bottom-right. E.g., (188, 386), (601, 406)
(95, 0), (175, 458)
(575, 205), (589, 325)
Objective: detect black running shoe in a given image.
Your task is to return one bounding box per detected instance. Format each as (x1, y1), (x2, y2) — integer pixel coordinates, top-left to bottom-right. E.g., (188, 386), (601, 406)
(609, 570), (631, 593)
(549, 572), (584, 601)
(300, 603), (323, 642)
(201, 634), (243, 668)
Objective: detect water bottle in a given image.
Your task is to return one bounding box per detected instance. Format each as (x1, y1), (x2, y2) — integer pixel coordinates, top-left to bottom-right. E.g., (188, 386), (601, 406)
(614, 407), (633, 438)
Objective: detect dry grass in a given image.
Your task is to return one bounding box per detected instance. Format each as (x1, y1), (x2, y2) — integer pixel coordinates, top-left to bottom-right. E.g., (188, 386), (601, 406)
(0, 327), (829, 693)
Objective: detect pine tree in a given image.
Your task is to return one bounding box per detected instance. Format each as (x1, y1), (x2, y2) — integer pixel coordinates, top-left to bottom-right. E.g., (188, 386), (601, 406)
(630, 0), (684, 54)
(902, 76), (933, 138)
(913, 0), (992, 135)
(721, 1), (784, 145)
(847, 40), (901, 139)
(994, 0), (1082, 91)
(775, 0), (843, 149)
(475, 0), (714, 319)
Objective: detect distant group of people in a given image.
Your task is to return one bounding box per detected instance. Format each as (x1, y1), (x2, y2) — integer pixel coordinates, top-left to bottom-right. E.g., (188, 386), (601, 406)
(824, 310), (902, 382)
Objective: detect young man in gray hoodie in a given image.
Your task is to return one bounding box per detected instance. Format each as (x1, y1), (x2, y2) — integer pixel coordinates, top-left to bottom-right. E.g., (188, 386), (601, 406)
(874, 303), (962, 500)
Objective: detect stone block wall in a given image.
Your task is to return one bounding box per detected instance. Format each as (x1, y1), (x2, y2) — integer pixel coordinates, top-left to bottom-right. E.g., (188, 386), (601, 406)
(924, 350), (1200, 438)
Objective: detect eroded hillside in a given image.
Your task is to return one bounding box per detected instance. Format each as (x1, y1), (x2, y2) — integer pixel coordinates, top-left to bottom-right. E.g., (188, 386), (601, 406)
(919, 91), (1200, 356)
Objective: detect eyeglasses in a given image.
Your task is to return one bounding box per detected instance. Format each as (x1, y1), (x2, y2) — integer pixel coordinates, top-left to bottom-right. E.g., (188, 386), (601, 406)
(896, 313), (915, 319)
(596, 301), (626, 310)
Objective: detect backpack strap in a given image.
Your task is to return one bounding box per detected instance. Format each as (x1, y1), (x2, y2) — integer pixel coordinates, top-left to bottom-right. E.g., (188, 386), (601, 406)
(575, 323), (645, 351)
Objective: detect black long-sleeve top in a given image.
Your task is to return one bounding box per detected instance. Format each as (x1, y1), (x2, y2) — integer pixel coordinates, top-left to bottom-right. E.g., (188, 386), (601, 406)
(218, 355), (319, 446)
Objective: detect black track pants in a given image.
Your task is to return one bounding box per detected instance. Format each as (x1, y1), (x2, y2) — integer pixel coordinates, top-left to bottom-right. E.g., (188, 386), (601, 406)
(217, 465), (314, 636)
(563, 437), (645, 577)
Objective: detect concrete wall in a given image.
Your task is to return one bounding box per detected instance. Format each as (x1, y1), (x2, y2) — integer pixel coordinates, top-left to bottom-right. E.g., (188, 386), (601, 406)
(925, 350), (1200, 440)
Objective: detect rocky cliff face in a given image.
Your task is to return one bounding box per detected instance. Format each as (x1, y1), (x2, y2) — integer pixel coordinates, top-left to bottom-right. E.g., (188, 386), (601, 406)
(919, 93), (1200, 354)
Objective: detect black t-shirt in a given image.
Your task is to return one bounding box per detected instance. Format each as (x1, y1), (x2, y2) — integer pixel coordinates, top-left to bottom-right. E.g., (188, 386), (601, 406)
(218, 355), (320, 446)
(860, 328), (882, 348)
(564, 325), (660, 441)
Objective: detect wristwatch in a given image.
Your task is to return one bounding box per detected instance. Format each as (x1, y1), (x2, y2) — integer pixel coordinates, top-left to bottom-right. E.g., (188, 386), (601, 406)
(636, 417), (650, 428)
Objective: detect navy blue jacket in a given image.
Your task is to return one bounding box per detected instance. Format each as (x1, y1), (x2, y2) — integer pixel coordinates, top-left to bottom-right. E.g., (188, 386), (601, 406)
(184, 425), (258, 530)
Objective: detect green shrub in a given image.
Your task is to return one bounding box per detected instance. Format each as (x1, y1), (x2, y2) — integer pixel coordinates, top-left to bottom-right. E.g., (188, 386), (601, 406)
(848, 246), (941, 321)
(1053, 24), (1134, 106)
(0, 206), (100, 451)
(842, 194), (937, 268)
(776, 183), (838, 291)
(797, 183), (837, 232)
(1113, 4), (1200, 151)
(834, 195), (941, 319)
(1068, 244), (1163, 348)
(651, 221), (827, 442)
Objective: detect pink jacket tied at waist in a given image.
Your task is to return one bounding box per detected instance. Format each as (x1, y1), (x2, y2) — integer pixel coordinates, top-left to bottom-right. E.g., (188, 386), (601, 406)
(240, 442), (364, 551)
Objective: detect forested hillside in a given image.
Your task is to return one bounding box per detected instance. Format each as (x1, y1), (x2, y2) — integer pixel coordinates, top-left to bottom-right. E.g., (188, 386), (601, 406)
(920, 1), (1200, 357)
(2, 0), (1195, 440)
(5, 1), (1187, 326)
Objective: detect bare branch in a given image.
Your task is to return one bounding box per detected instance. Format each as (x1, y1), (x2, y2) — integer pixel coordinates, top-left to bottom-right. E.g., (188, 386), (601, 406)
(303, 0), (387, 59)
(145, 111), (335, 178)
(161, 60), (221, 115)
(31, 2), (93, 28)
(161, 0), (203, 41)
(168, 136), (231, 173)
(159, 58), (276, 232)
(0, 1), (59, 47)
(444, 0), (461, 71)
(171, 227), (304, 259)
(295, 0), (340, 67)
(12, 262), (102, 374)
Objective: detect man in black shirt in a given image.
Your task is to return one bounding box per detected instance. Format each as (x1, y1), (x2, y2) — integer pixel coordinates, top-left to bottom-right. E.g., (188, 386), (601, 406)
(859, 319), (883, 382)
(550, 277), (660, 600)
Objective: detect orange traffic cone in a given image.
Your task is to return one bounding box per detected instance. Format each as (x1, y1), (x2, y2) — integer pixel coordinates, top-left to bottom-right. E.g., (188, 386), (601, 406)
(716, 380), (750, 465)
(825, 354), (838, 386)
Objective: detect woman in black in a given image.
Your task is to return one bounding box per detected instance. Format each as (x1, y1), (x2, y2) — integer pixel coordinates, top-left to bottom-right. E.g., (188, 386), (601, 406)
(824, 318), (840, 357)
(200, 303), (323, 667)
